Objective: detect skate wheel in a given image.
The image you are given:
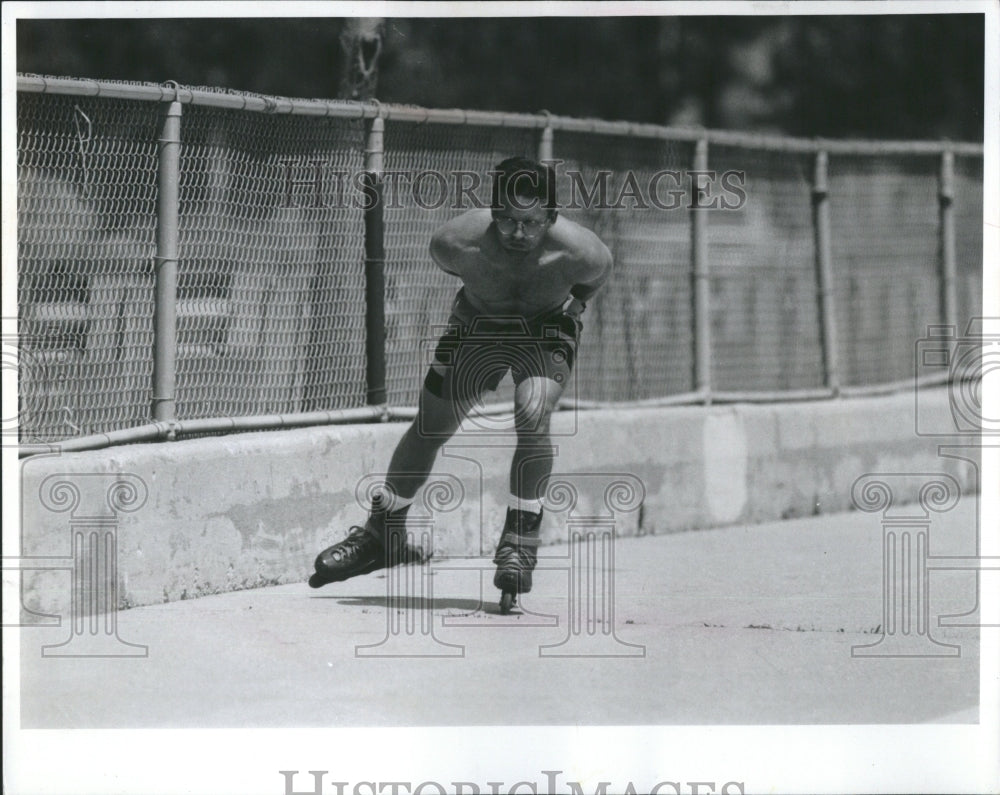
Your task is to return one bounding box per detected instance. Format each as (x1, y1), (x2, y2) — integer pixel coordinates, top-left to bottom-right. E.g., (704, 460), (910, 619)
(308, 572), (328, 589)
(499, 591), (516, 615)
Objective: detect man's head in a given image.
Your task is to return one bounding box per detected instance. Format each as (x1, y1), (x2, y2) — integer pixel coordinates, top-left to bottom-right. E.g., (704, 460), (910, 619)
(491, 157), (558, 252)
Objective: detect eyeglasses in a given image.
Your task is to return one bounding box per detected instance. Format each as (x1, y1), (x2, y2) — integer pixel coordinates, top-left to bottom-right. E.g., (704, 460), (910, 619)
(494, 216), (547, 236)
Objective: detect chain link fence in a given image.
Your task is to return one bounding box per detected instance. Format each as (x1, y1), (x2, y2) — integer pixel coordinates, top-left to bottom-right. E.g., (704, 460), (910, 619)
(829, 153), (943, 387)
(18, 92), (158, 440)
(175, 104), (367, 417)
(15, 76), (985, 446)
(556, 131), (694, 403)
(707, 145), (822, 393)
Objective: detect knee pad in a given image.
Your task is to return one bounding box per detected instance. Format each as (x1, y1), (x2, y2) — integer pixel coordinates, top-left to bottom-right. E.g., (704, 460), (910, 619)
(423, 366), (447, 399)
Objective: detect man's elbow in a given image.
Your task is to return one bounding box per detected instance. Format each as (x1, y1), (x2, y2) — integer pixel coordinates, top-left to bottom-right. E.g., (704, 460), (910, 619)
(429, 234), (448, 265)
(597, 251), (615, 284)
(429, 236), (460, 277)
(591, 244), (613, 285)
(599, 247), (613, 278)
(429, 230), (444, 258)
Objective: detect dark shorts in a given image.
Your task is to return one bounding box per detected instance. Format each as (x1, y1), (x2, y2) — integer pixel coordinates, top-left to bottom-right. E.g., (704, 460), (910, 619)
(423, 292), (581, 403)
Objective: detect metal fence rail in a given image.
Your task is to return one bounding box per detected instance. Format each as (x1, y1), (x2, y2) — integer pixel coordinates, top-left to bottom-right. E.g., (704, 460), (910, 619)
(15, 75), (984, 448)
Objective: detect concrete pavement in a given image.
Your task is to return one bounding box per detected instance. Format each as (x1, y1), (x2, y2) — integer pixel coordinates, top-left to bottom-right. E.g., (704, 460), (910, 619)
(16, 498), (984, 728)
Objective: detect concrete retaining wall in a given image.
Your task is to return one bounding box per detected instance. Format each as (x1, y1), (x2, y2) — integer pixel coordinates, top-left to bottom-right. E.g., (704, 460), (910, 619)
(16, 388), (977, 613)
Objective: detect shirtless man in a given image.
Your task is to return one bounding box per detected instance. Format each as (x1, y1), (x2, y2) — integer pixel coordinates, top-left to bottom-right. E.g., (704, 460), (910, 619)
(309, 157), (613, 611)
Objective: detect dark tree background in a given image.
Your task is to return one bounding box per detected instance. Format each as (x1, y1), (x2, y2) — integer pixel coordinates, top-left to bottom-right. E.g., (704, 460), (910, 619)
(16, 14), (984, 140)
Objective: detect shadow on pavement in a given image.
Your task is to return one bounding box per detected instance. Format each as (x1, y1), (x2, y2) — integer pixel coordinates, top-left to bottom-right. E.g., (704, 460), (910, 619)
(316, 595), (489, 613)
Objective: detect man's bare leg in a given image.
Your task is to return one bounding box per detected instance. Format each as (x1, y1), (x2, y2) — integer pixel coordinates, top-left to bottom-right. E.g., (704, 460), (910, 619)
(310, 385), (470, 587)
(494, 375), (565, 611)
(382, 386), (471, 502)
(510, 376), (565, 501)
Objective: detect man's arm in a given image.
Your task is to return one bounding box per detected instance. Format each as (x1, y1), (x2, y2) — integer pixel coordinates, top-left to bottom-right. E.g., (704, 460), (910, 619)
(430, 210), (490, 279)
(429, 227), (463, 278)
(564, 235), (613, 318)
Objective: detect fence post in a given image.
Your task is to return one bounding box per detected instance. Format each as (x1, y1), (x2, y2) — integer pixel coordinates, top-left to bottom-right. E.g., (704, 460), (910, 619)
(691, 138), (712, 401)
(152, 99), (182, 422)
(938, 150), (958, 329)
(811, 150), (841, 393)
(538, 123), (554, 163)
(364, 116), (387, 406)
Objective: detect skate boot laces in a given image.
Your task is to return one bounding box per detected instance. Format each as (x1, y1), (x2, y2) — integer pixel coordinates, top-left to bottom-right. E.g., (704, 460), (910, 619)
(493, 508), (542, 564)
(328, 525), (381, 564)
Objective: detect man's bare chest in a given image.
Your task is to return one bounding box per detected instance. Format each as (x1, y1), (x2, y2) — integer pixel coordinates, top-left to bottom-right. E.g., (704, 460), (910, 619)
(460, 252), (571, 306)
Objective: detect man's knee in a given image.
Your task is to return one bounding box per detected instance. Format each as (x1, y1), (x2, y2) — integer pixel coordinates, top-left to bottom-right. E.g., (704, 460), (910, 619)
(514, 397), (556, 435)
(415, 385), (468, 438)
(514, 378), (561, 432)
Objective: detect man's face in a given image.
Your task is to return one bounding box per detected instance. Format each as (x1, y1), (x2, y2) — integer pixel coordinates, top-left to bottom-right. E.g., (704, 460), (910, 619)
(492, 199), (552, 253)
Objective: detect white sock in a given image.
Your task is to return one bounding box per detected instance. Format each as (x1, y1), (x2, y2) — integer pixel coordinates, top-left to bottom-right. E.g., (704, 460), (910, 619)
(374, 489), (415, 513)
(509, 495), (543, 515)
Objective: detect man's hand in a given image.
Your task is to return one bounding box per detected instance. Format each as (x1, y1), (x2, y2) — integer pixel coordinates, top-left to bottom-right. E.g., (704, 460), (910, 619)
(557, 296), (586, 338)
(562, 296), (587, 319)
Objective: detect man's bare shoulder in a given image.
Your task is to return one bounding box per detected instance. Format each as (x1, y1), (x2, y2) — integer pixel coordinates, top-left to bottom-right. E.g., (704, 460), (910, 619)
(429, 210), (492, 275)
(431, 209), (493, 251)
(548, 216), (613, 272)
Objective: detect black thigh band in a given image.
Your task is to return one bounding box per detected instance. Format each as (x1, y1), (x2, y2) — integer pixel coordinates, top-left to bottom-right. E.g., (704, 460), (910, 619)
(423, 366), (446, 398)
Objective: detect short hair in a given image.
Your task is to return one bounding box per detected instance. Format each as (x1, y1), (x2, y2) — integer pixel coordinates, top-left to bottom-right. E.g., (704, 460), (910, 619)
(491, 157), (558, 215)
